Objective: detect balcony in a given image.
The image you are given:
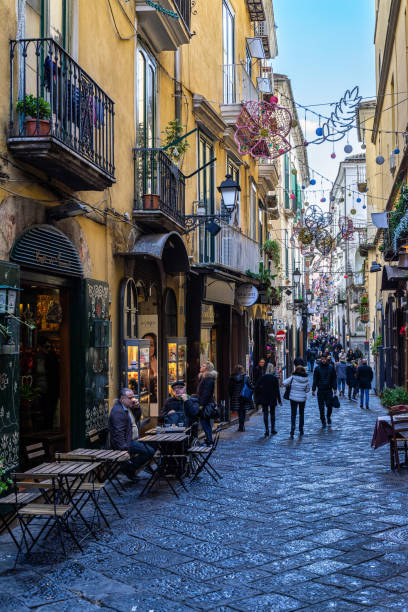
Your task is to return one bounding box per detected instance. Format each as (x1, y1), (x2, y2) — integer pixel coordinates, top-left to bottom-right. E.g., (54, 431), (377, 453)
(220, 63), (259, 126)
(199, 225), (261, 275)
(258, 158), (279, 191)
(133, 148), (185, 233)
(135, 0), (191, 53)
(8, 39), (115, 191)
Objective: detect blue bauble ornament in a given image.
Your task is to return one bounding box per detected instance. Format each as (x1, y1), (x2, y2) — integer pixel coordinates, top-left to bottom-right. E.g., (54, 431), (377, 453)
(394, 148), (400, 154)
(330, 196), (335, 201)
(376, 155), (385, 165)
(344, 144), (353, 154)
(316, 127), (323, 136)
(356, 197), (361, 203)
(310, 179), (316, 185)
(321, 197), (326, 203)
(363, 205), (367, 209)
(302, 185), (305, 189)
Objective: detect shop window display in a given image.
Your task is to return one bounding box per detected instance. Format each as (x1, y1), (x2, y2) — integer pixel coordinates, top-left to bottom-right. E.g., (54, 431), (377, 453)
(167, 337), (186, 394)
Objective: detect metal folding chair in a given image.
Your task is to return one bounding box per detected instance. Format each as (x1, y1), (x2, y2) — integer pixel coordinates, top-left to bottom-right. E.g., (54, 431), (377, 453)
(188, 432), (222, 483)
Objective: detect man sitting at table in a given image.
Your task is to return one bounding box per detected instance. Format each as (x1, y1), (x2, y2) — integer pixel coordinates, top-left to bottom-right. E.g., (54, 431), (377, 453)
(108, 388), (155, 481)
(161, 381), (200, 426)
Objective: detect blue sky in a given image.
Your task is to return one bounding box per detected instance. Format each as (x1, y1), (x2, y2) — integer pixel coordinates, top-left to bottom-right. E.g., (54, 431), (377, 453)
(273, 0), (376, 190)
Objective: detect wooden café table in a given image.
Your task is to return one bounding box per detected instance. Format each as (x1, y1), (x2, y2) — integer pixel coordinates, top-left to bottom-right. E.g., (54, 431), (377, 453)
(137, 431), (190, 497)
(56, 448), (129, 495)
(14, 461), (102, 537)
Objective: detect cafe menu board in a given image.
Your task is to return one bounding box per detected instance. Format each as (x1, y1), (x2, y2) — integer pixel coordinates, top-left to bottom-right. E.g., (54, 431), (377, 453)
(167, 337), (187, 395)
(124, 339), (150, 417)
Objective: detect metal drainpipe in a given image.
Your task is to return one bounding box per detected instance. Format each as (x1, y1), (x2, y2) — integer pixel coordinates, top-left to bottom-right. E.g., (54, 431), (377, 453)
(174, 49), (182, 122)
(17, 0), (26, 100)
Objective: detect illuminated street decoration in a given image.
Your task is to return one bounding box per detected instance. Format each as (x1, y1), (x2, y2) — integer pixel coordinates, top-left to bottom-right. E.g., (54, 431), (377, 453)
(234, 100), (292, 159)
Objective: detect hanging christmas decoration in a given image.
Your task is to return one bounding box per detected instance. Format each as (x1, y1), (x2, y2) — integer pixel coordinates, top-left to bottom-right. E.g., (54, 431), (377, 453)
(146, 0), (179, 18)
(310, 179), (316, 185)
(290, 193), (296, 199)
(316, 127), (323, 136)
(361, 143), (366, 149)
(394, 148), (400, 154)
(234, 100), (292, 159)
(331, 152), (336, 159)
(313, 86), (362, 144)
(321, 197), (326, 202)
(350, 208), (356, 215)
(363, 205), (367, 209)
(356, 197), (361, 203)
(291, 169), (297, 175)
(376, 155), (385, 165)
(344, 144), (353, 154)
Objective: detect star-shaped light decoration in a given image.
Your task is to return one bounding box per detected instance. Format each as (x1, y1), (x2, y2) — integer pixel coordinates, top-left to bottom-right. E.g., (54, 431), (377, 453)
(234, 99), (292, 159)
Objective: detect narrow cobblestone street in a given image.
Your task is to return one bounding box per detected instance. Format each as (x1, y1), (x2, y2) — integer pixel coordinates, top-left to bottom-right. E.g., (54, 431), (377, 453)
(2, 385), (408, 611)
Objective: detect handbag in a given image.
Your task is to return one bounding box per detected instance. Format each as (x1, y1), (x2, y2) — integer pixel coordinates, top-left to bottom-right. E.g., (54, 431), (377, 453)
(332, 394), (340, 408)
(283, 377), (292, 400)
(202, 402), (220, 420)
(240, 375), (253, 401)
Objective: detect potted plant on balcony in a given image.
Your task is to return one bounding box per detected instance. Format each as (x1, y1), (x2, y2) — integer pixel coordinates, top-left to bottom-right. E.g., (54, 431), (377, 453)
(162, 119), (190, 167)
(359, 294), (369, 322)
(261, 239), (280, 268)
(16, 94), (51, 136)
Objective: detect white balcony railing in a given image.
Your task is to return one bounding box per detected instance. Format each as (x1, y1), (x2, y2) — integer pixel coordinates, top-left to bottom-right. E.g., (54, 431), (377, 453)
(214, 226), (261, 275)
(222, 63), (259, 105)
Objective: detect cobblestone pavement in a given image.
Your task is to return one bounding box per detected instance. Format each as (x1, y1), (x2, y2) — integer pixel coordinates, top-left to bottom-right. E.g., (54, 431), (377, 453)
(2, 383), (408, 611)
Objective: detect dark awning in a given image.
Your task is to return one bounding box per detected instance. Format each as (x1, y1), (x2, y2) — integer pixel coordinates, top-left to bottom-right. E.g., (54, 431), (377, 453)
(381, 265), (408, 291)
(120, 232), (190, 274)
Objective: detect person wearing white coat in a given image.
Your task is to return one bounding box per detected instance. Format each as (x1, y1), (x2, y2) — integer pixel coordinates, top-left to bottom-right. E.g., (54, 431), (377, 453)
(283, 365), (310, 438)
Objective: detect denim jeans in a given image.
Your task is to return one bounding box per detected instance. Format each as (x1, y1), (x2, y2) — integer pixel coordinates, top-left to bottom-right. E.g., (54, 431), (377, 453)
(201, 418), (213, 443)
(337, 378), (346, 394)
(360, 387), (370, 408)
(308, 359), (315, 372)
(129, 440), (155, 471)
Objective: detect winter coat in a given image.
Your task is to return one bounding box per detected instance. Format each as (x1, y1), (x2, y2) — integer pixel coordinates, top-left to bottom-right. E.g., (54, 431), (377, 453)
(312, 363), (337, 393)
(228, 373), (246, 411)
(354, 349), (363, 360)
(253, 365), (265, 384)
(108, 401), (132, 451)
(197, 372), (216, 415)
(283, 372), (310, 403)
(161, 395), (200, 426)
(356, 364), (373, 389)
(294, 357), (305, 367)
(254, 373), (281, 406)
(335, 361), (347, 380)
(346, 350), (354, 363)
(346, 364), (357, 387)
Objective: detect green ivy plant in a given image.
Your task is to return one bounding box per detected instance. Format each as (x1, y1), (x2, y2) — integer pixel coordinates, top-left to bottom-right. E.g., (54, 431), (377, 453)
(380, 386), (408, 408)
(262, 240), (280, 268)
(371, 334), (382, 356)
(162, 119), (190, 163)
(16, 94), (51, 120)
(0, 460), (12, 495)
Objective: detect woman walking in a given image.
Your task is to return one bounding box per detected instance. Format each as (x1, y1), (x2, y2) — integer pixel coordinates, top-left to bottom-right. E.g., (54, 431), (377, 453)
(335, 353), (347, 397)
(254, 364), (282, 437)
(283, 365), (310, 438)
(346, 360), (358, 400)
(228, 365), (251, 432)
(197, 361), (218, 445)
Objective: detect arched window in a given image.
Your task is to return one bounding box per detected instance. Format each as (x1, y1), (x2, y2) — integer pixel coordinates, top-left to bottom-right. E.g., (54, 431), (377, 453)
(165, 289), (177, 337)
(122, 278), (138, 339)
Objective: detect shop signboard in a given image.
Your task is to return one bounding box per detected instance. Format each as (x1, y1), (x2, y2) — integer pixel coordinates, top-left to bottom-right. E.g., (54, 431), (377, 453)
(235, 284), (259, 307)
(276, 330), (286, 342)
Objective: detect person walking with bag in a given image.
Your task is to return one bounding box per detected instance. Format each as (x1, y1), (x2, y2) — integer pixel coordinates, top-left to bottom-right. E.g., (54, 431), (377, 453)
(228, 365), (252, 432)
(312, 354), (337, 427)
(335, 353), (347, 397)
(283, 365), (310, 438)
(356, 359), (373, 409)
(197, 361), (218, 445)
(254, 364), (282, 437)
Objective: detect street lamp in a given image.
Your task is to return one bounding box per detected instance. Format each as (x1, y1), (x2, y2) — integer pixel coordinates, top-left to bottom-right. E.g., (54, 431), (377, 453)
(185, 174), (240, 232)
(293, 267), (301, 287)
(306, 289), (313, 303)
(217, 174), (241, 212)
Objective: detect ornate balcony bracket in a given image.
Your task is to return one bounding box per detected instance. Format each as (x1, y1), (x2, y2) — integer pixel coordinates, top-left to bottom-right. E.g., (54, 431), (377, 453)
(184, 211), (230, 233)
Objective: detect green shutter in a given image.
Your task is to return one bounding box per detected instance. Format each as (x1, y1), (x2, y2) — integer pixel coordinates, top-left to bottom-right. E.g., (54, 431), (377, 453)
(71, 279), (109, 447)
(0, 262), (20, 472)
(284, 155), (289, 209)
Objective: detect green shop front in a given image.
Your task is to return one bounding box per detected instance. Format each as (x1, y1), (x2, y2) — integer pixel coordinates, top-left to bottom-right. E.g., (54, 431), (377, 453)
(0, 225), (110, 473)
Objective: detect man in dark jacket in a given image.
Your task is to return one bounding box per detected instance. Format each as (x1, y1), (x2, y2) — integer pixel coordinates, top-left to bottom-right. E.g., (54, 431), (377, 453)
(353, 346), (363, 360)
(161, 381), (199, 426)
(108, 388), (154, 480)
(312, 354), (337, 427)
(254, 364), (282, 436)
(356, 359), (373, 409)
(307, 347), (317, 372)
(253, 359), (266, 384)
(294, 356), (305, 367)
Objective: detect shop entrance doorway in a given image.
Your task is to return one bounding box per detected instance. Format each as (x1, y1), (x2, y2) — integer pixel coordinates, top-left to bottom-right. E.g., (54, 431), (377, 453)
(19, 274), (72, 464)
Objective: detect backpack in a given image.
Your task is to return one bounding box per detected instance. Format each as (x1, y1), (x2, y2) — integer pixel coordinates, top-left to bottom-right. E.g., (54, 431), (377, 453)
(240, 375), (253, 401)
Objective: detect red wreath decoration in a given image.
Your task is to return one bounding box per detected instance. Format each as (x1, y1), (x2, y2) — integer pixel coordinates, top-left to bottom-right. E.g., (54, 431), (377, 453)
(234, 100), (292, 159)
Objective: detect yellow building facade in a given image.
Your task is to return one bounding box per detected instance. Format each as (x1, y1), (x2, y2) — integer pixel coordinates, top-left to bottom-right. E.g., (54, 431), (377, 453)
(0, 0), (305, 471)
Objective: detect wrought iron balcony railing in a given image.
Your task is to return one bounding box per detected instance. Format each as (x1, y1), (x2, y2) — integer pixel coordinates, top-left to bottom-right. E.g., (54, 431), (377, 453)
(174, 0), (192, 30)
(8, 38), (115, 188)
(134, 148), (185, 229)
(198, 225), (261, 275)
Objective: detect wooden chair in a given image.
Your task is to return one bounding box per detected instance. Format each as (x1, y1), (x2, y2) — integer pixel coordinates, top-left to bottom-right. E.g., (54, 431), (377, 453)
(188, 432), (221, 483)
(25, 442), (46, 467)
(389, 405), (408, 470)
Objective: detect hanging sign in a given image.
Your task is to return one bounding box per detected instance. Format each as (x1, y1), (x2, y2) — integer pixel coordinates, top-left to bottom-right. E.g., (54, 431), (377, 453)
(276, 330), (286, 342)
(235, 284), (259, 306)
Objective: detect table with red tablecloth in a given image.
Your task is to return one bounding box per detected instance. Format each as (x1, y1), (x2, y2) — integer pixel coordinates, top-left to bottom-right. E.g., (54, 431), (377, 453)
(371, 415), (408, 449)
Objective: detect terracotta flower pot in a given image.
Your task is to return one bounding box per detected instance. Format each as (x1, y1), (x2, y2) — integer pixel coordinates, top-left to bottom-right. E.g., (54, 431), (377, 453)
(142, 194), (160, 210)
(25, 118), (50, 136)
